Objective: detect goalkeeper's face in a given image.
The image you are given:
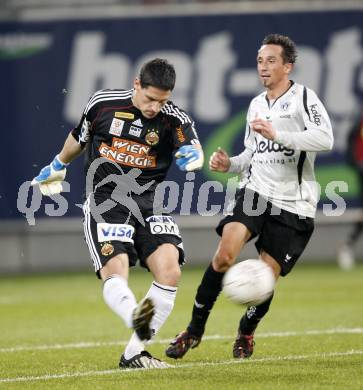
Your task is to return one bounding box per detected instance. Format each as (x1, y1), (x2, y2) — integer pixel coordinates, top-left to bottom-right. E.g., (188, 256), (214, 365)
(132, 79), (171, 119)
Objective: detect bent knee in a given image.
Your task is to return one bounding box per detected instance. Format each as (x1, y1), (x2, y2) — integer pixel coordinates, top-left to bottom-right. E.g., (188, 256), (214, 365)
(213, 249), (236, 272)
(168, 266), (182, 285)
(100, 253), (129, 280)
(156, 265), (181, 287)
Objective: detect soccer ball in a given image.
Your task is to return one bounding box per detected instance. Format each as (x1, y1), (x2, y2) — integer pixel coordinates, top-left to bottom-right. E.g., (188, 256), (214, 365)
(222, 259), (275, 306)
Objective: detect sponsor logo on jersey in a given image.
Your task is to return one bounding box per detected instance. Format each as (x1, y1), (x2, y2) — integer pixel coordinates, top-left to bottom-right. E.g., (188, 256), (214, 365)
(100, 242), (114, 256)
(145, 130), (159, 146)
(115, 112), (134, 120)
(280, 114), (291, 119)
(146, 215), (180, 237)
(256, 139), (294, 157)
(109, 118), (125, 136)
(97, 223), (135, 243)
(149, 222), (180, 237)
(99, 137), (156, 168)
(309, 104), (322, 126)
(176, 126), (186, 143)
(132, 119), (143, 127)
(129, 126), (142, 137)
(146, 215), (177, 223)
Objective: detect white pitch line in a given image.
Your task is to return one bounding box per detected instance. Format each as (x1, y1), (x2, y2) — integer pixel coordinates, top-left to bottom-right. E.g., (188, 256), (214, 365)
(1, 327), (362, 354)
(0, 350), (362, 383)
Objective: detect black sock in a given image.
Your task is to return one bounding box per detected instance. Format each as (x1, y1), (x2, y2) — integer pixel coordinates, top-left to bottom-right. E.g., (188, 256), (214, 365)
(187, 263), (225, 337)
(347, 221), (363, 246)
(238, 294), (274, 335)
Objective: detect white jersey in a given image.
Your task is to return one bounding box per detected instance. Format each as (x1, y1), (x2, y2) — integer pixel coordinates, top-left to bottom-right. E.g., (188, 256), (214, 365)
(229, 81), (334, 218)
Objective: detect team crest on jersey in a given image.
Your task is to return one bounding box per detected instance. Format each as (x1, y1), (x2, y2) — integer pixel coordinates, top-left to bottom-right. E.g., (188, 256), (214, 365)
(115, 112), (134, 120)
(145, 130), (159, 146)
(109, 118), (125, 136)
(280, 102), (290, 111)
(100, 242), (114, 256)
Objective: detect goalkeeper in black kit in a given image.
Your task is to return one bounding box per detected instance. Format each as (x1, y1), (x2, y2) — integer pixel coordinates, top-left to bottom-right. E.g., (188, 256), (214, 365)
(31, 59), (204, 369)
(166, 34), (333, 360)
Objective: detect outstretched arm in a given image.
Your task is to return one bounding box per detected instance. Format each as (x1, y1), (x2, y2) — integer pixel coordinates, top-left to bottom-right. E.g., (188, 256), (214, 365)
(58, 132), (85, 164)
(31, 132), (84, 196)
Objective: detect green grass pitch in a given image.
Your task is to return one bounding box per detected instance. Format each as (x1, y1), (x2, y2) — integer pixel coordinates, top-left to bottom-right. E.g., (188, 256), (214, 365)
(0, 263), (362, 389)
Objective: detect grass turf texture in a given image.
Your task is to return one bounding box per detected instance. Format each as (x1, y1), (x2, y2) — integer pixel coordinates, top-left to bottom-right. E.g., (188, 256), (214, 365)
(0, 264), (362, 389)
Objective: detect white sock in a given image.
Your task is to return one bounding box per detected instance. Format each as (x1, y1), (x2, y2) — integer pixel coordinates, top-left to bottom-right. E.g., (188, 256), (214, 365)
(124, 281), (177, 359)
(147, 282), (177, 335)
(123, 332), (145, 360)
(103, 275), (137, 329)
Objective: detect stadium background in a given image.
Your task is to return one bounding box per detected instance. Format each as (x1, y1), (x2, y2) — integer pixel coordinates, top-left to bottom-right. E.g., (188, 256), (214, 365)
(0, 0), (363, 273)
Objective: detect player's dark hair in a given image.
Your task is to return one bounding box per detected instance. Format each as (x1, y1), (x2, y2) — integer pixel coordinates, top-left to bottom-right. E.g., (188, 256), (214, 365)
(262, 34), (297, 64)
(139, 58), (176, 91)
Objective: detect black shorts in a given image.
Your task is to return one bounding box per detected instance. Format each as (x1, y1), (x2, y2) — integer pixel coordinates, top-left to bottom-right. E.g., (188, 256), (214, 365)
(82, 191), (184, 277)
(216, 188), (314, 276)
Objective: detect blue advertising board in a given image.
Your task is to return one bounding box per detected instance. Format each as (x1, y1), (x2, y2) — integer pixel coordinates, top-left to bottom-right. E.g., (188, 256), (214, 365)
(1, 9), (363, 220)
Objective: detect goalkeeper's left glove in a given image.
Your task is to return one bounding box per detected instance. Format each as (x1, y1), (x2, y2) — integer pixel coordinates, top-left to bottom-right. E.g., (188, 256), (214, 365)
(31, 154), (69, 196)
(175, 145), (204, 171)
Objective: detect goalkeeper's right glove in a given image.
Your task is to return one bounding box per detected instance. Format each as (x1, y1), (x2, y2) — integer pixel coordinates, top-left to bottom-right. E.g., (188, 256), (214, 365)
(175, 145), (204, 172)
(31, 155), (69, 196)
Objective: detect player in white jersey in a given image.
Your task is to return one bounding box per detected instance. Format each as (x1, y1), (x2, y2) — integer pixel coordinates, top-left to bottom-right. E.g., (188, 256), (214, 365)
(166, 34), (334, 360)
(230, 79), (332, 218)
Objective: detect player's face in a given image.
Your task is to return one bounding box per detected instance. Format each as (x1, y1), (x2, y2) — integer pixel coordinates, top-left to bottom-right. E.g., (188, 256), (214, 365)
(132, 79), (171, 119)
(257, 44), (293, 90)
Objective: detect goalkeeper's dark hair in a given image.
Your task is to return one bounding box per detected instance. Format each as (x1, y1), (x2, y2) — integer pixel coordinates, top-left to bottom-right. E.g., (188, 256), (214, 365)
(262, 34), (298, 64)
(139, 58), (176, 91)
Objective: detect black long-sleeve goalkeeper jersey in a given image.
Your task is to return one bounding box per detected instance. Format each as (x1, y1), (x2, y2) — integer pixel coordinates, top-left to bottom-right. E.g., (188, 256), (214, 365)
(71, 89), (200, 195)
